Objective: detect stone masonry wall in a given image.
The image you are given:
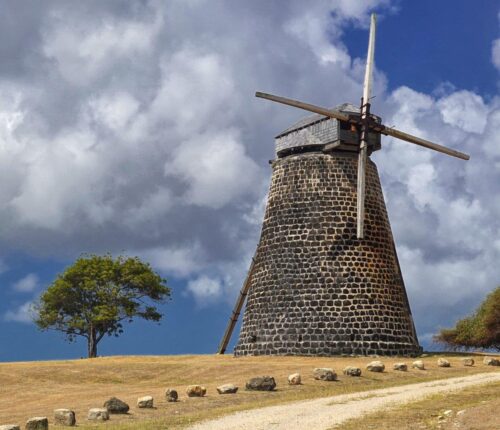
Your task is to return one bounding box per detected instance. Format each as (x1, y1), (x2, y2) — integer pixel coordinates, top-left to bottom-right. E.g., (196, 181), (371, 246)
(234, 152), (421, 356)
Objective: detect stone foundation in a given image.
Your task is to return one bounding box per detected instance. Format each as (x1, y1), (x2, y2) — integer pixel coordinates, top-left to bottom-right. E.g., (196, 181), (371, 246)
(234, 152), (421, 357)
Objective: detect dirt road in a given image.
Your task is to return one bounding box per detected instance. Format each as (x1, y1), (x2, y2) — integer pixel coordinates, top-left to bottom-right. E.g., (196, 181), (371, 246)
(187, 372), (500, 430)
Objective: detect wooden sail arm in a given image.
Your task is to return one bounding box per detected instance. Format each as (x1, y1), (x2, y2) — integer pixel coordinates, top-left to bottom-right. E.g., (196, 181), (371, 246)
(217, 256), (257, 354)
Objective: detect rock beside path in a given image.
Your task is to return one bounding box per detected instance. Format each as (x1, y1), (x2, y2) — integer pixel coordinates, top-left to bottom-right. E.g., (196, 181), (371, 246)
(88, 408), (109, 421)
(54, 409), (76, 426)
(25, 417), (48, 430)
(246, 376), (277, 391)
(313, 368), (337, 381)
(483, 357), (500, 366)
(343, 366), (362, 377)
(137, 396), (154, 408)
(412, 360), (425, 370)
(437, 358), (450, 367)
(187, 385), (207, 397)
(366, 361), (385, 372)
(461, 357), (474, 366)
(166, 388), (178, 402)
(0, 425), (20, 430)
(393, 362), (408, 371)
(217, 384), (238, 394)
(288, 373), (302, 385)
(104, 397), (129, 414)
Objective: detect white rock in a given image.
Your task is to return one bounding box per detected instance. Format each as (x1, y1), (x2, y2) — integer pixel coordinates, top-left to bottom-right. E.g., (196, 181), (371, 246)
(443, 410), (453, 417)
(0, 426), (20, 430)
(366, 361), (385, 372)
(343, 366), (362, 377)
(393, 362), (408, 371)
(25, 417), (48, 430)
(288, 373), (302, 385)
(137, 396), (154, 408)
(412, 360), (425, 370)
(54, 408), (76, 426)
(437, 358), (450, 367)
(313, 368), (337, 381)
(217, 383), (239, 394)
(461, 357), (474, 366)
(87, 408), (109, 421)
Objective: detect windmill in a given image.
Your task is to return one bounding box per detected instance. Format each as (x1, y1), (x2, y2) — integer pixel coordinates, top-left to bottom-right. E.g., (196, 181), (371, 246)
(218, 14), (469, 356)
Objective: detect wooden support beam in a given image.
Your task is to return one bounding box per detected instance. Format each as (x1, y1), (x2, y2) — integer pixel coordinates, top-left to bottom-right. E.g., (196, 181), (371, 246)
(217, 255), (257, 354)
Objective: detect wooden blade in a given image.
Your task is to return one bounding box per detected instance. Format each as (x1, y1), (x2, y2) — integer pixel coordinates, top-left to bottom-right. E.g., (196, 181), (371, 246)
(255, 92), (357, 124)
(356, 143), (368, 239)
(362, 14), (377, 105)
(380, 126), (470, 160)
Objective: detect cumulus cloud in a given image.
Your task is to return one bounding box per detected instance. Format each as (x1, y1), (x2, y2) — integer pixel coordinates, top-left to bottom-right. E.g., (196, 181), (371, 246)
(12, 273), (39, 293)
(4, 301), (34, 323)
(493, 39), (500, 72)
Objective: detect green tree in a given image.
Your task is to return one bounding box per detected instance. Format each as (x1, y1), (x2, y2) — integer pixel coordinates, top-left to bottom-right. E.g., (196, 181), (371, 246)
(434, 286), (500, 351)
(34, 254), (171, 358)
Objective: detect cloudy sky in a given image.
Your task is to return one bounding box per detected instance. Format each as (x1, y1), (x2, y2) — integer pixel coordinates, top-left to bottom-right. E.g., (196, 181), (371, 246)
(0, 0), (498, 360)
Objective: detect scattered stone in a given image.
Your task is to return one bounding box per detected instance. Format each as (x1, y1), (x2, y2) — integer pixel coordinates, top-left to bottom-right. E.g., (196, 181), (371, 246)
(217, 384), (239, 394)
(137, 396), (154, 408)
(313, 368), (337, 381)
(343, 366), (362, 377)
(186, 385), (207, 397)
(104, 397), (129, 414)
(366, 361), (385, 372)
(412, 360), (425, 370)
(0, 425), (20, 430)
(288, 373), (302, 385)
(25, 417), (48, 430)
(443, 410), (453, 417)
(437, 415), (445, 421)
(54, 409), (76, 426)
(393, 362), (408, 371)
(461, 357), (474, 366)
(245, 376), (277, 391)
(437, 358), (450, 367)
(87, 408), (109, 421)
(165, 388), (178, 402)
(457, 410), (465, 416)
(483, 357), (500, 366)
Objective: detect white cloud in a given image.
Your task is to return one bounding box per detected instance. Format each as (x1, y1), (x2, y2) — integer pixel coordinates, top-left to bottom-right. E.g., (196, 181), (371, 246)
(4, 301), (35, 323)
(187, 275), (223, 305)
(492, 38), (500, 72)
(437, 91), (488, 134)
(12, 273), (39, 293)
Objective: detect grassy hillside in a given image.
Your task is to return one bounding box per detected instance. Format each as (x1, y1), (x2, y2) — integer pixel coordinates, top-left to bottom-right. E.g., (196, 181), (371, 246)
(0, 353), (498, 429)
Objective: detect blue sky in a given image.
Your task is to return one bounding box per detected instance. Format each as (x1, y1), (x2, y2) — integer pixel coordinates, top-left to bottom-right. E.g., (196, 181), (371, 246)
(0, 0), (498, 361)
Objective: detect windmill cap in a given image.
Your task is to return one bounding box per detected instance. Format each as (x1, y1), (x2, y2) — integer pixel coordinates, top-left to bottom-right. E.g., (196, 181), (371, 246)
(275, 103), (381, 139)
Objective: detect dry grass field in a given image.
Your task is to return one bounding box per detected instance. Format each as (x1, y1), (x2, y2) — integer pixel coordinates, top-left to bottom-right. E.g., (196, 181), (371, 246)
(0, 353), (498, 429)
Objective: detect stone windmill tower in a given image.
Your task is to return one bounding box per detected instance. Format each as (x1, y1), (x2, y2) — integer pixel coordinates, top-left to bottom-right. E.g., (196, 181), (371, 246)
(218, 15), (469, 356)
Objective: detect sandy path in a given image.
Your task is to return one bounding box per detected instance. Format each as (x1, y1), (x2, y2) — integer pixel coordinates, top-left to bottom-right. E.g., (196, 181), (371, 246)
(187, 372), (500, 430)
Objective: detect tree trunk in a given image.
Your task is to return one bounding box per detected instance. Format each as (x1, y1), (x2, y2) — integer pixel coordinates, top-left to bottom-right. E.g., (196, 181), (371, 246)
(88, 325), (97, 358)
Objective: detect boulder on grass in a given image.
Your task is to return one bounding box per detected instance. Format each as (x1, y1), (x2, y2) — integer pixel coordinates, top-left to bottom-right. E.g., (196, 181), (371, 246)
(343, 366), (362, 377)
(412, 360), (425, 370)
(437, 358), (450, 367)
(217, 384), (238, 394)
(0, 425), (20, 430)
(54, 409), (76, 426)
(313, 368), (337, 381)
(104, 397), (129, 414)
(25, 418), (48, 430)
(483, 357), (500, 366)
(393, 362), (408, 371)
(461, 357), (474, 367)
(137, 396), (154, 408)
(186, 385), (207, 397)
(366, 361), (385, 372)
(288, 373), (302, 385)
(165, 388), (178, 402)
(87, 408), (109, 421)
(246, 376), (277, 391)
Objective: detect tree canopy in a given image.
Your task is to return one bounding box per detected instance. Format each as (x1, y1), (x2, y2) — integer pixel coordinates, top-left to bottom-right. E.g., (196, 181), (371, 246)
(34, 254), (171, 357)
(433, 286), (500, 351)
